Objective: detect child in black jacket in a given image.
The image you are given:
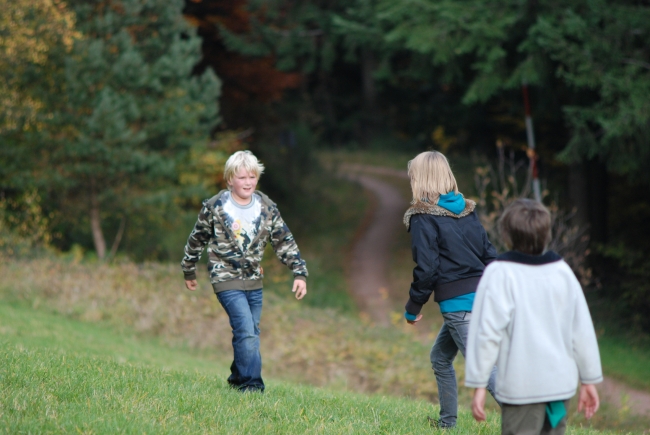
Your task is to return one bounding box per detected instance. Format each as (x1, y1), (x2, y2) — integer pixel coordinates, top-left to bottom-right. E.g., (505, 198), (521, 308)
(403, 151), (499, 428)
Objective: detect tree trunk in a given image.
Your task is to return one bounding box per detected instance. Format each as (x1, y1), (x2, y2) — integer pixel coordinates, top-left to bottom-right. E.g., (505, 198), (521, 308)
(89, 181), (106, 260)
(109, 215), (126, 259)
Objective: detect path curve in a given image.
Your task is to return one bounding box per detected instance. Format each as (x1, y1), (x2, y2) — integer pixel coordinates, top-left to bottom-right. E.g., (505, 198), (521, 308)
(343, 164), (650, 418)
(342, 168), (408, 325)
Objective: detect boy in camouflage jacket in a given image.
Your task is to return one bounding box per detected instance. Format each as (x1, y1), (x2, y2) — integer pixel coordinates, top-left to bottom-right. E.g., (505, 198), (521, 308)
(181, 150), (308, 392)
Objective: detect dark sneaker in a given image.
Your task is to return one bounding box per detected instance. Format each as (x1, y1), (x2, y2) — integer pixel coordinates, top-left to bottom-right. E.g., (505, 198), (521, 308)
(427, 416), (454, 429)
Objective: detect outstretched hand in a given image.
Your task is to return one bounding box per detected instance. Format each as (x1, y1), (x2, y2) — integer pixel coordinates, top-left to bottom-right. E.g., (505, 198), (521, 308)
(185, 279), (198, 291)
(578, 384), (600, 419)
(292, 279), (307, 300)
(472, 388), (487, 422)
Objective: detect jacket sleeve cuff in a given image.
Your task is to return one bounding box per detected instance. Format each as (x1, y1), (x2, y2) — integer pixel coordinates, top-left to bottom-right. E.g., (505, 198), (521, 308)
(404, 311), (417, 321)
(580, 376), (603, 385)
(183, 271), (197, 281)
(465, 380), (489, 388)
(293, 275), (307, 282)
(405, 299), (423, 315)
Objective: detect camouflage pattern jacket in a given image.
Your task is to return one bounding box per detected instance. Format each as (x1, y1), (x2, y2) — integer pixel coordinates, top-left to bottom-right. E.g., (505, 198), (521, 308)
(181, 190), (308, 292)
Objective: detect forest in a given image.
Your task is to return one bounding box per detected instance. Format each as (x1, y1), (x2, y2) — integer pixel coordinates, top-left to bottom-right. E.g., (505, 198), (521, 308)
(1, 0), (650, 333)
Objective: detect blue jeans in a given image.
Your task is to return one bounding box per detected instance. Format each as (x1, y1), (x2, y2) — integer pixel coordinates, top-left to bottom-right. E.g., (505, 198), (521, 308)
(431, 311), (499, 428)
(216, 289), (264, 392)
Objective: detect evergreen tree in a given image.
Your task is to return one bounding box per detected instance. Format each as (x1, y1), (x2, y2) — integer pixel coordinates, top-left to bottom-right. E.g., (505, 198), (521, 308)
(382, 0), (650, 183)
(203, 0), (400, 144)
(1, 0), (221, 259)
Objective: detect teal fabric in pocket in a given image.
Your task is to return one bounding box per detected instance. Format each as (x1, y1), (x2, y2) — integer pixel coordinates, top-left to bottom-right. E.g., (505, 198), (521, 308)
(545, 401), (566, 428)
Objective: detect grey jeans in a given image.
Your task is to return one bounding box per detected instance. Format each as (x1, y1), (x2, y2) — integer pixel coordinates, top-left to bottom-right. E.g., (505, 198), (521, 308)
(430, 311), (499, 428)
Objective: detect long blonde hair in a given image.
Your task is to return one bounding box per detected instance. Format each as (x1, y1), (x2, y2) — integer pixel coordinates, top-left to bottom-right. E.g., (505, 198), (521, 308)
(407, 151), (459, 204)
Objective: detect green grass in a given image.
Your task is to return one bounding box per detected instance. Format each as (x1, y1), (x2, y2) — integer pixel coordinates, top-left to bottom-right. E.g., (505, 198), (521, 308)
(0, 257), (442, 402)
(0, 302), (623, 435)
(597, 335), (650, 391)
(0, 161), (647, 434)
(587, 294), (650, 392)
(0, 301), (226, 374)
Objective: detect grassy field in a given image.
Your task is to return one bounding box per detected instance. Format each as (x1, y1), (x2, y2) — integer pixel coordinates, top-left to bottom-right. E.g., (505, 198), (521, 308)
(1, 163), (649, 434)
(0, 302), (626, 435)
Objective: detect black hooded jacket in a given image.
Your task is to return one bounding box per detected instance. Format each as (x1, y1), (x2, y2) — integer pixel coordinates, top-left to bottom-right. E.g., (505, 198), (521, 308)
(404, 199), (496, 315)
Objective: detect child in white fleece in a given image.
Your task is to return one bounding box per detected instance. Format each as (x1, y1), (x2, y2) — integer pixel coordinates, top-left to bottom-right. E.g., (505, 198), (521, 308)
(466, 199), (602, 435)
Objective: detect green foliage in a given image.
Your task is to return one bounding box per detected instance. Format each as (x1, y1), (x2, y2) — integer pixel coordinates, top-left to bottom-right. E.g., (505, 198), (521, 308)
(0, 190), (55, 258)
(243, 0), (338, 74)
(381, 0), (650, 182)
(0, 0), (223, 259)
(598, 243), (650, 332)
(0, 0), (79, 136)
(597, 334), (650, 392)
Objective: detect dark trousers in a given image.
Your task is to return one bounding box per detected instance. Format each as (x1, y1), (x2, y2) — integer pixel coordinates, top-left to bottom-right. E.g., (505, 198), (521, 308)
(501, 400), (570, 435)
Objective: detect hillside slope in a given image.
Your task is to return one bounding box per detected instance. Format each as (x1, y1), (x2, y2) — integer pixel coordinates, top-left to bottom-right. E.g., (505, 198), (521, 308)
(1, 302), (620, 435)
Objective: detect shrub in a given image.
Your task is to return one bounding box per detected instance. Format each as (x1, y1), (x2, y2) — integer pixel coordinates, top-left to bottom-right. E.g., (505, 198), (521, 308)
(473, 145), (592, 286)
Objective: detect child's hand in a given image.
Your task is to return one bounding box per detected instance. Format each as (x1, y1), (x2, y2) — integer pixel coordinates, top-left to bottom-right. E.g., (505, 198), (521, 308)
(185, 280), (198, 291)
(406, 314), (423, 325)
(472, 388), (487, 422)
(578, 384), (599, 419)
(292, 279), (307, 300)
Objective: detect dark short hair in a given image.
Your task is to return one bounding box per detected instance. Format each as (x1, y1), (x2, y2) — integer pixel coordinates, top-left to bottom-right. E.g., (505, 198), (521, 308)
(498, 199), (552, 255)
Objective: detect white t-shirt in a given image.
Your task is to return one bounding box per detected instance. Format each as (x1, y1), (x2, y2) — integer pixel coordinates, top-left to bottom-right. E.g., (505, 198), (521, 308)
(222, 191), (262, 252)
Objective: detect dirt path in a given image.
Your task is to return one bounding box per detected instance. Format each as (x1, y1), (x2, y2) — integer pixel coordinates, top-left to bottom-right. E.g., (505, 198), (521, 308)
(599, 377), (650, 416)
(343, 164), (650, 418)
(342, 169), (408, 325)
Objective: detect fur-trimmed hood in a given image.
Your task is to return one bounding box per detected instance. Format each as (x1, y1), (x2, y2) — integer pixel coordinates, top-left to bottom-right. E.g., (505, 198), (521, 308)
(403, 199), (477, 230)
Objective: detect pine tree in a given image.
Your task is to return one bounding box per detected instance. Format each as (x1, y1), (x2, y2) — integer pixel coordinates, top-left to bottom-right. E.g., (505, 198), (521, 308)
(1, 0), (222, 259)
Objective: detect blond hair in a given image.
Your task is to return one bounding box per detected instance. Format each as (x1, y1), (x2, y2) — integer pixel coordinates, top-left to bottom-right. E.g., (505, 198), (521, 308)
(498, 199), (552, 255)
(224, 150), (265, 184)
(408, 151), (459, 204)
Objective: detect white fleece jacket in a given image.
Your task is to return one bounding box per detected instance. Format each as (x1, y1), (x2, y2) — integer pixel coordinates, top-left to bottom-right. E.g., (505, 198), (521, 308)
(465, 251), (603, 405)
